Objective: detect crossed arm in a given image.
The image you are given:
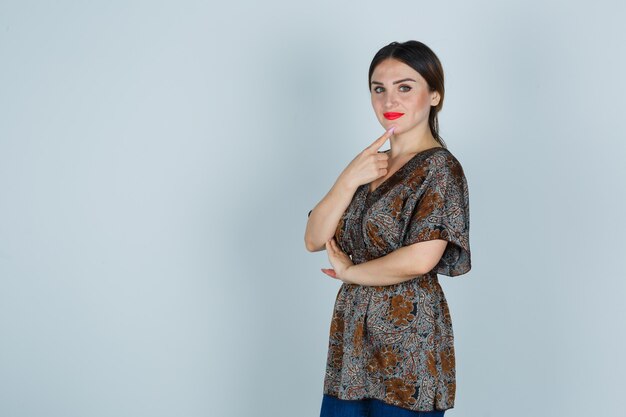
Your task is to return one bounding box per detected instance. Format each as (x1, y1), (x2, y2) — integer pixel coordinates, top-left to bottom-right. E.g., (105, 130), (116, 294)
(304, 179), (449, 286)
(323, 237), (448, 286)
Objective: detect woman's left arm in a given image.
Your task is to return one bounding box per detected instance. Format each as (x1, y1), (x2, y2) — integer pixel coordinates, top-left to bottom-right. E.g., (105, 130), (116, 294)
(323, 238), (448, 286)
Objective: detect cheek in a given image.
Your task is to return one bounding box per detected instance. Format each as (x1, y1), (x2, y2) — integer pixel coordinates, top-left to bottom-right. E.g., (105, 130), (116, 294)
(417, 93), (431, 107)
(405, 92), (432, 114)
(371, 96), (385, 114)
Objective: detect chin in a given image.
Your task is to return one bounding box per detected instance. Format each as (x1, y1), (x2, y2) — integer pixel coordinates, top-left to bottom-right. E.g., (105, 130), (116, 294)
(383, 123), (401, 134)
(381, 119), (397, 128)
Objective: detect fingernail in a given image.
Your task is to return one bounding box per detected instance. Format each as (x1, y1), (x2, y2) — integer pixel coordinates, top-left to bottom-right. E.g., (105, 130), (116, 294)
(389, 127), (395, 134)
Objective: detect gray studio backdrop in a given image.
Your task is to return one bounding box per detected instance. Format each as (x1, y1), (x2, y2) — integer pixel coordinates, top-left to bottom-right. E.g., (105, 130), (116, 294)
(1, 1), (625, 416)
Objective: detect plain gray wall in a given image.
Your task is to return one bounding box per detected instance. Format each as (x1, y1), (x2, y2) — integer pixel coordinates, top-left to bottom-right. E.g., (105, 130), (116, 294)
(1, 1), (625, 416)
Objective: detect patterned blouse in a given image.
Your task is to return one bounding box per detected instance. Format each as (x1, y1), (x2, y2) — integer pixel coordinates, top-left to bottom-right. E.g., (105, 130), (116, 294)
(310, 146), (471, 412)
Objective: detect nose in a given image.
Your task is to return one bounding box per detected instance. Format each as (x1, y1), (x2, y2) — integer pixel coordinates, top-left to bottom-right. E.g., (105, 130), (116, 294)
(384, 89), (398, 109)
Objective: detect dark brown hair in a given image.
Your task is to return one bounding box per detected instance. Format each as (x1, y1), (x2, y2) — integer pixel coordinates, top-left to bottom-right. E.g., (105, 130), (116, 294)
(368, 40), (446, 148)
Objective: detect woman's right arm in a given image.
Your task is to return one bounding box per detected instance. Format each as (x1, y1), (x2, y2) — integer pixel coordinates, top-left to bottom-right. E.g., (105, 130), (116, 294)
(304, 177), (359, 252)
(304, 127), (395, 252)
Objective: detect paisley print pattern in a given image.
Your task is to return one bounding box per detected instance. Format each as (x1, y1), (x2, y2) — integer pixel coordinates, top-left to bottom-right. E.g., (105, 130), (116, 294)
(320, 147), (471, 412)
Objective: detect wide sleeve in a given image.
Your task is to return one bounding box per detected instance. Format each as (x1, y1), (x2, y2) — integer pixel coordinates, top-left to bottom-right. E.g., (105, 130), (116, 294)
(402, 153), (471, 277)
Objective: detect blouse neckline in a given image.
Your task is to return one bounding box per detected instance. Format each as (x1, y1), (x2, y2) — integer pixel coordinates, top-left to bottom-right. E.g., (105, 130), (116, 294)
(366, 146), (445, 195)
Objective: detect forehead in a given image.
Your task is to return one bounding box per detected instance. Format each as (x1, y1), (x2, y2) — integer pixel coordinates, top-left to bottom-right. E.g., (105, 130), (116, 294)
(371, 59), (423, 83)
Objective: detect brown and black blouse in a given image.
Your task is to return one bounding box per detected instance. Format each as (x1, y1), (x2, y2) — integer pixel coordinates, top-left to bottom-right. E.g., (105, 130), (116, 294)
(310, 146), (471, 412)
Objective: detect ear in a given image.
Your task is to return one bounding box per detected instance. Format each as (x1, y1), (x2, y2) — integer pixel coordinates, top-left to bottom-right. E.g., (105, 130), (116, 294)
(431, 91), (441, 107)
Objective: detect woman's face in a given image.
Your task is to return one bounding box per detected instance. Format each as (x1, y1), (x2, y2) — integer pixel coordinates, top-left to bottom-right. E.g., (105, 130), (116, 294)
(370, 58), (440, 136)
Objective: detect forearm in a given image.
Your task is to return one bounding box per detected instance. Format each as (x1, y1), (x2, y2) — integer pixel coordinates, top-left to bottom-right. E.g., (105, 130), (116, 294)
(304, 177), (358, 252)
(343, 240), (447, 286)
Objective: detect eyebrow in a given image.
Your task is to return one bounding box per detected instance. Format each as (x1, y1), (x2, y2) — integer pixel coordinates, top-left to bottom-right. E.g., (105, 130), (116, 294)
(370, 78), (417, 86)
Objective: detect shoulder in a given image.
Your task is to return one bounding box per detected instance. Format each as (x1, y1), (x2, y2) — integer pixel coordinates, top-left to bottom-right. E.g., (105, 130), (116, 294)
(424, 147), (459, 165)
(402, 147), (454, 188)
(424, 147), (466, 179)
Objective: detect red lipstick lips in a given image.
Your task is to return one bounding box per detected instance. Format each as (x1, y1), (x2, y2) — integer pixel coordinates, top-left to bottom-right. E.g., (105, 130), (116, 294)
(383, 112), (404, 120)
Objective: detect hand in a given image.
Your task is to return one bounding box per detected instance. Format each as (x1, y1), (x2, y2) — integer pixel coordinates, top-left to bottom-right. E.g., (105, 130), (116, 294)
(322, 238), (356, 284)
(337, 127), (395, 189)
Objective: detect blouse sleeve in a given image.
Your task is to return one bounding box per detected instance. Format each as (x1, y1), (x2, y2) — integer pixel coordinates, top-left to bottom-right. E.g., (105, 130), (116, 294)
(402, 153), (471, 277)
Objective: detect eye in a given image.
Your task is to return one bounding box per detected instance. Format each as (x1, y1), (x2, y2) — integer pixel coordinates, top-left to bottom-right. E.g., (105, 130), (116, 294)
(399, 85), (412, 92)
(373, 86), (384, 94)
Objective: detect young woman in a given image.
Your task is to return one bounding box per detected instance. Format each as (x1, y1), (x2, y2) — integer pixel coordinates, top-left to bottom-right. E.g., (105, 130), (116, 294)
(304, 40), (472, 416)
